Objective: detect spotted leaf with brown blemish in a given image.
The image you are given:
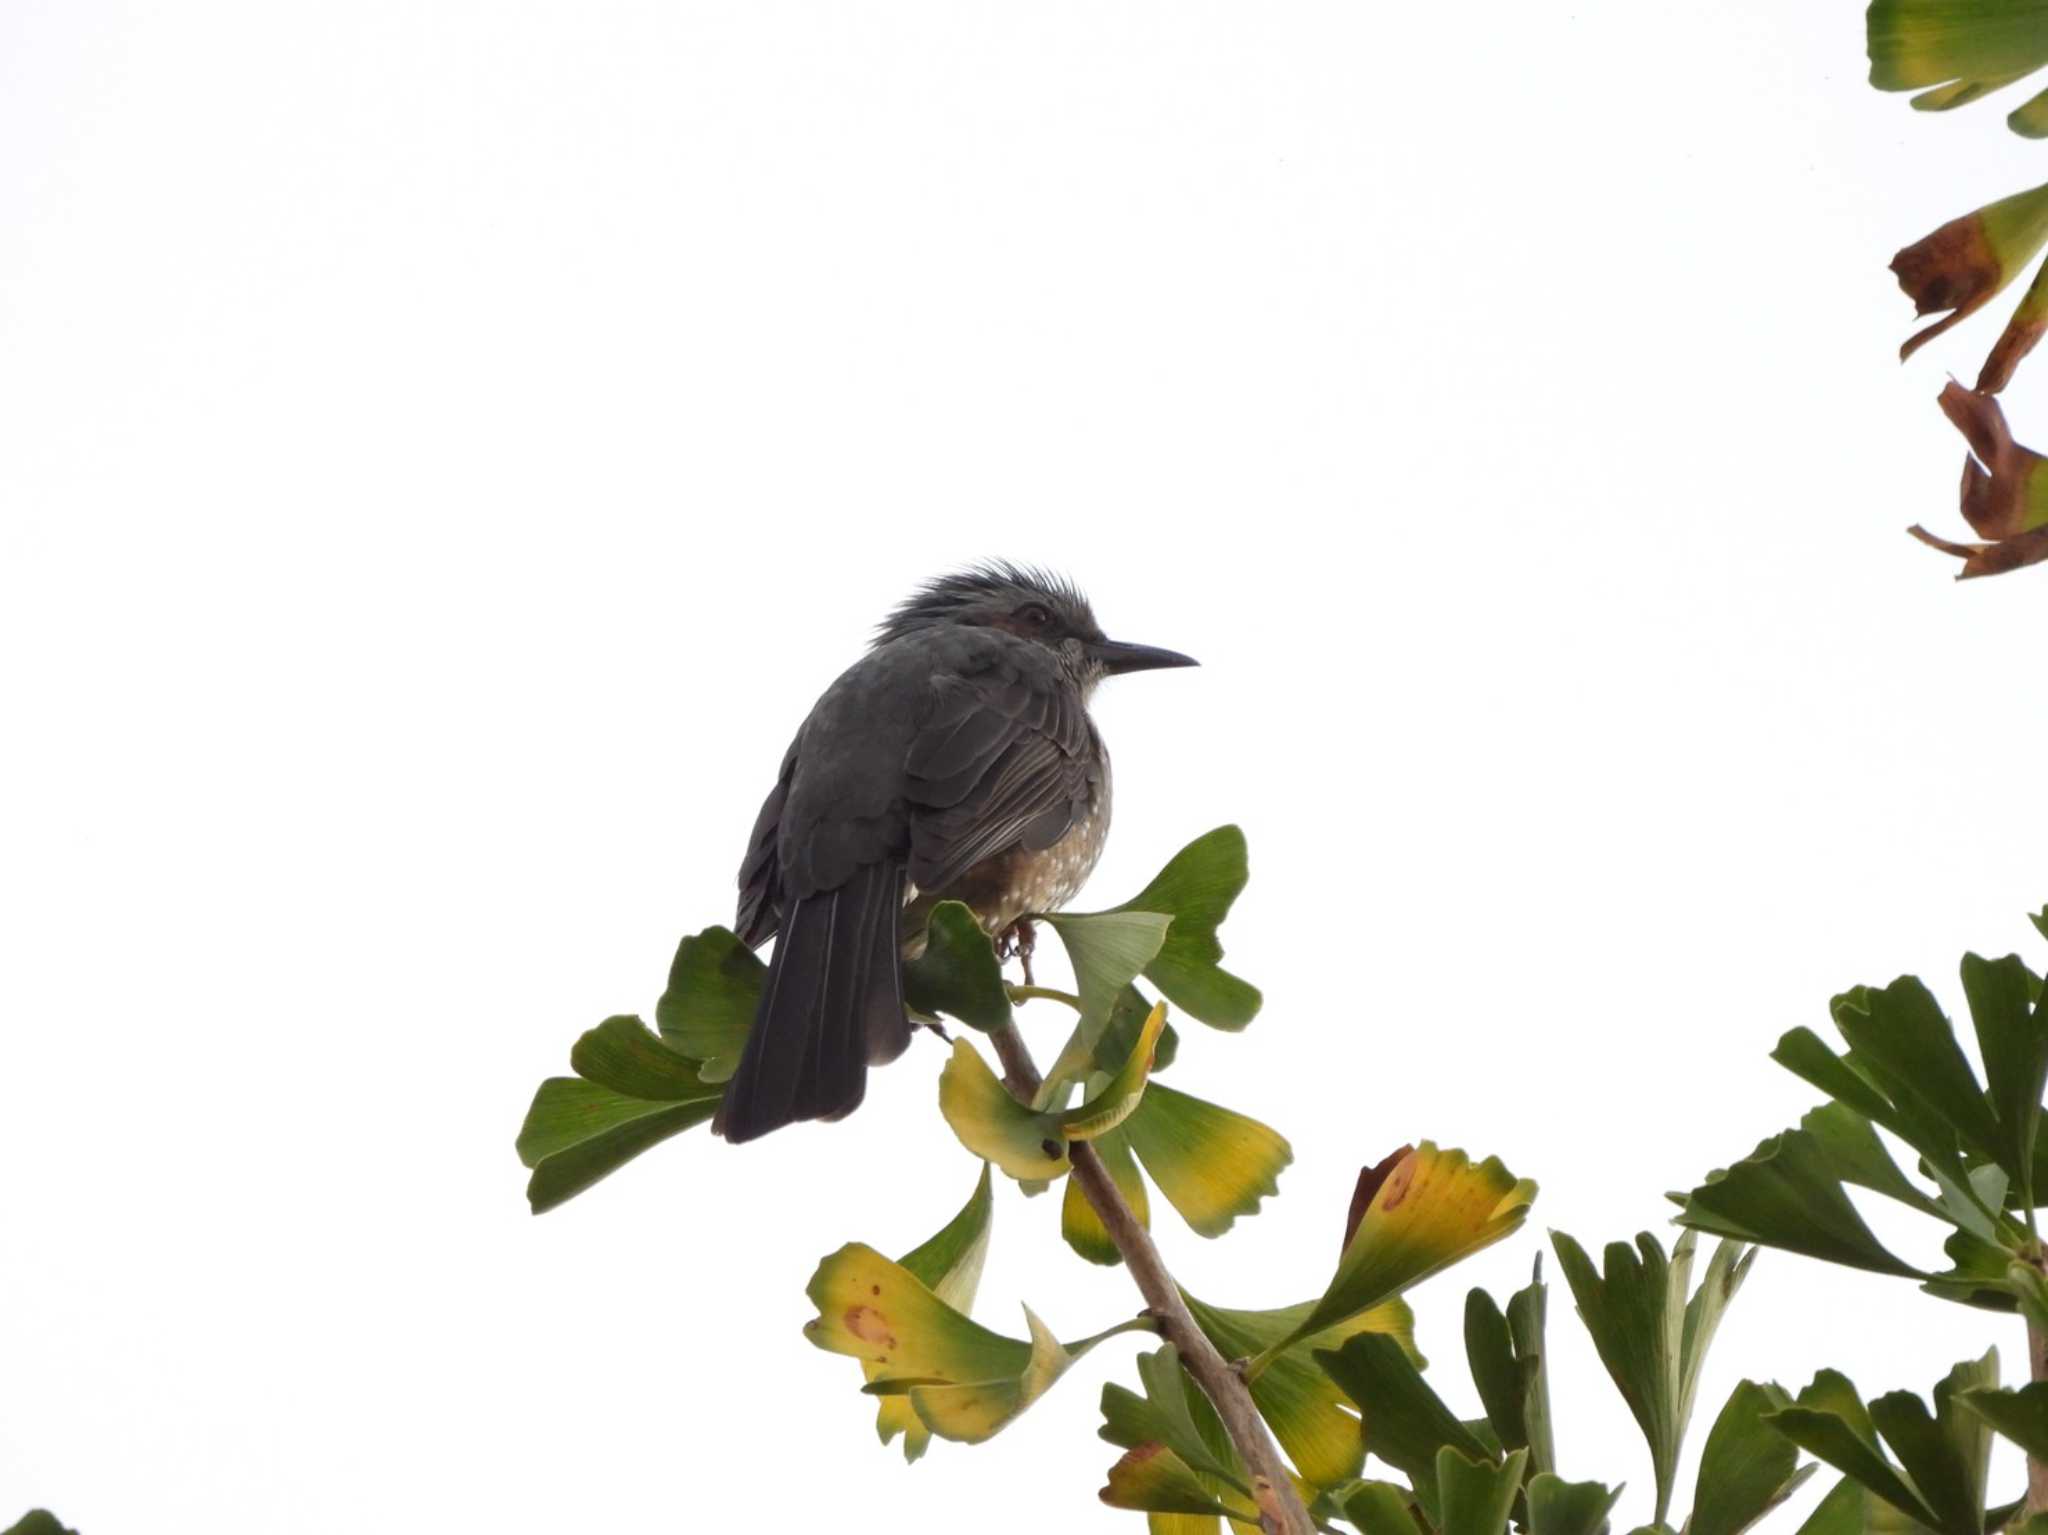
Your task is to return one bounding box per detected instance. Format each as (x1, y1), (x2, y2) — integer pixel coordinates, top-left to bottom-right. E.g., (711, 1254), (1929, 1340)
(806, 1240), (1127, 1446)
(1248, 1142), (1535, 1373)
(872, 1166), (994, 1461)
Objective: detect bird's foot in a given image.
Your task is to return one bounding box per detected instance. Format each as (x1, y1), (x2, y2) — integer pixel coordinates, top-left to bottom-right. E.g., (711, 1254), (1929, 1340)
(997, 917), (1038, 986)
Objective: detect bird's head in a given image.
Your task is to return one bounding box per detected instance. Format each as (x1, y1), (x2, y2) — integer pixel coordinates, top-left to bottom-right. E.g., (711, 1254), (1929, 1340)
(875, 562), (1198, 687)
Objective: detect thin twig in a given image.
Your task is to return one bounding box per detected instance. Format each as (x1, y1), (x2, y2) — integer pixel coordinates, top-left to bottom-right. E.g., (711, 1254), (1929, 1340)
(2030, 1279), (2048, 1514)
(987, 1015), (1315, 1535)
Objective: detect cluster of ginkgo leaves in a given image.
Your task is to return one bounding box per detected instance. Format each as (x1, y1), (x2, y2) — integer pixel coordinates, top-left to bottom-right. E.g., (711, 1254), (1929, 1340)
(1869, 0), (2048, 575)
(498, 802), (2048, 1535)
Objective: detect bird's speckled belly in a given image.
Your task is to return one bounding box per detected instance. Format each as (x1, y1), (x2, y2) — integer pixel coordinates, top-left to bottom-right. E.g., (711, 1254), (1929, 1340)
(924, 788), (1112, 937)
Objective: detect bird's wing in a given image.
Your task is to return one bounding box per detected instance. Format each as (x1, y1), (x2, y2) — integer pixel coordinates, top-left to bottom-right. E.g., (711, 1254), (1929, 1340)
(736, 728), (801, 947)
(902, 658), (1097, 895)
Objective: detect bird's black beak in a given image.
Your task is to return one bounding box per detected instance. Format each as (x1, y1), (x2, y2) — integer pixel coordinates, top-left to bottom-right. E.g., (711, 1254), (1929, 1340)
(1090, 638), (1200, 676)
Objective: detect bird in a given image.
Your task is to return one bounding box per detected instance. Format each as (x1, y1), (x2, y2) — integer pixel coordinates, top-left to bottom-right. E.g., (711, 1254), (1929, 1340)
(714, 563), (1197, 1143)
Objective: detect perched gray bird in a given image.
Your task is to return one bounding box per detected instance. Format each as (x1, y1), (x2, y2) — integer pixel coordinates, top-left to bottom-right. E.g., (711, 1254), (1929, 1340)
(715, 564), (1196, 1143)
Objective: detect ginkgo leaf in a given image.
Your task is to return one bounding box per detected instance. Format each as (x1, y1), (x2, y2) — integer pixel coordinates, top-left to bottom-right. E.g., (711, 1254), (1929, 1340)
(1183, 1292), (1419, 1490)
(1763, 1354), (1999, 1535)
(1525, 1474), (1624, 1535)
(1438, 1446), (1527, 1535)
(1690, 1380), (1810, 1535)
(1105, 825), (1263, 1029)
(1044, 910), (1173, 1038)
(1464, 1259), (1554, 1476)
(1675, 1129), (1926, 1280)
(1251, 1143), (1535, 1370)
(903, 900), (1014, 1033)
(515, 1016), (724, 1214)
(806, 1242), (1128, 1446)
(653, 928), (762, 1083)
(1317, 1331), (1492, 1519)
(873, 1166), (994, 1462)
(1063, 1128), (1150, 1266)
(1549, 1230), (1753, 1525)
(939, 1002), (1168, 1180)
(1123, 1082), (1291, 1238)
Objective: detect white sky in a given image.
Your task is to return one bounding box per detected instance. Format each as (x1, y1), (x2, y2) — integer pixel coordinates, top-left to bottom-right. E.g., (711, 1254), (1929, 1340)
(7, 2), (2048, 1530)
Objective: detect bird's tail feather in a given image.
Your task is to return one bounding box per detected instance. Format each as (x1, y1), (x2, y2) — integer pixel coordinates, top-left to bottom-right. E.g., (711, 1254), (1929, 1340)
(716, 861), (910, 1143)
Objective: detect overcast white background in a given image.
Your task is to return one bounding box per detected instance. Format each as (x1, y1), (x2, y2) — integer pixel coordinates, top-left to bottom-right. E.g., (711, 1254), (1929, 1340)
(6, 2), (2048, 1530)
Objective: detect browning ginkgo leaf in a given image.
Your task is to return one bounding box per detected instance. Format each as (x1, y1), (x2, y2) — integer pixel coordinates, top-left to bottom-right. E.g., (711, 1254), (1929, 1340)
(938, 1002), (1168, 1179)
(1910, 383), (2048, 578)
(653, 927), (762, 1082)
(1251, 1143), (1535, 1371)
(1891, 180), (2048, 363)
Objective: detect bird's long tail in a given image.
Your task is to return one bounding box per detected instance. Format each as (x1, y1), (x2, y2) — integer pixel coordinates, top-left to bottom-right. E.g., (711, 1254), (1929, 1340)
(715, 860), (912, 1143)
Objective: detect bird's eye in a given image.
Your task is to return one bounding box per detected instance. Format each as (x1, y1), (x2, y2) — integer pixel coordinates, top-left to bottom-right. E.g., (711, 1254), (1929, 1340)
(1015, 603), (1054, 629)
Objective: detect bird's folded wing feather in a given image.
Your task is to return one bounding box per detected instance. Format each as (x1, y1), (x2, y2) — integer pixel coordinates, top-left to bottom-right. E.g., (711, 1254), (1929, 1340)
(902, 662), (1095, 894)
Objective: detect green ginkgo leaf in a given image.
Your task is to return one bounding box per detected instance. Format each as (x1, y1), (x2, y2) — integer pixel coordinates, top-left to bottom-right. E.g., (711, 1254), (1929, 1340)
(1690, 1380), (1810, 1535)
(1342, 1482), (1428, 1535)
(3, 1515), (79, 1535)
(1098, 1346), (1251, 1493)
(653, 927), (762, 1082)
(1831, 978), (2002, 1173)
(1184, 1292), (1419, 1490)
(1525, 1474), (1624, 1535)
(1105, 825), (1263, 1029)
(1868, 0), (2048, 135)
(1464, 1259), (1554, 1478)
(903, 900), (1014, 1033)
(1763, 1354), (1999, 1535)
(1957, 1378), (2048, 1462)
(1252, 1143), (1535, 1370)
(1674, 1129), (1926, 1280)
(1043, 909), (1173, 1038)
(515, 1016), (724, 1214)
(1438, 1447), (1527, 1535)
(1317, 1331), (1492, 1519)
(1549, 1230), (1751, 1526)
(1123, 1081), (1291, 1237)
(1960, 952), (2048, 1210)
(873, 1166), (995, 1461)
(939, 1001), (1167, 1179)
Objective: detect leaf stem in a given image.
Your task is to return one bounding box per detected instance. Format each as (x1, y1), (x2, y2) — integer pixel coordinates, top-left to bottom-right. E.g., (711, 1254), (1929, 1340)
(985, 1016), (1314, 1535)
(1007, 984), (1084, 1010)
(2031, 1258), (2048, 1514)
